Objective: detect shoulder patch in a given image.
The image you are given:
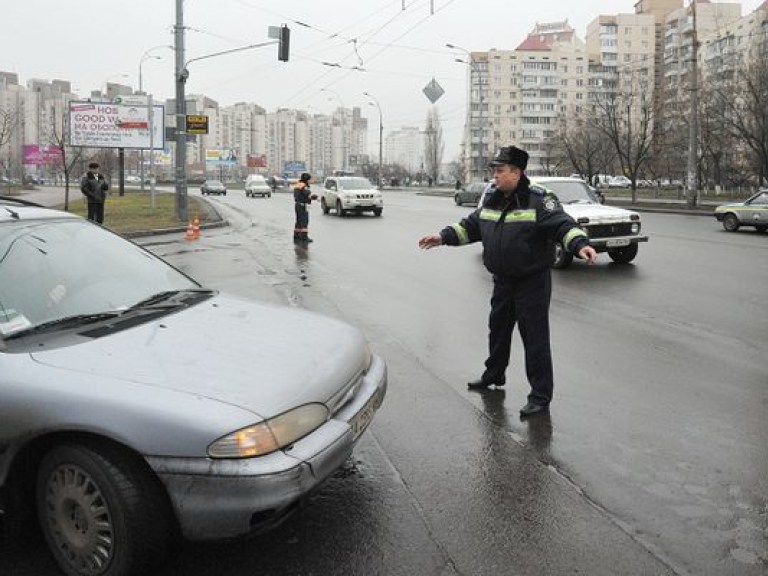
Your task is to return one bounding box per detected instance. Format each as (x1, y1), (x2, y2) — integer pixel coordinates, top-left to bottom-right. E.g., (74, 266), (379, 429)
(542, 194), (560, 212)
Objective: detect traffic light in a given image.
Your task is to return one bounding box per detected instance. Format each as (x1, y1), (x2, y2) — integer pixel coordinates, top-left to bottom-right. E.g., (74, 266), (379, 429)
(278, 25), (290, 62)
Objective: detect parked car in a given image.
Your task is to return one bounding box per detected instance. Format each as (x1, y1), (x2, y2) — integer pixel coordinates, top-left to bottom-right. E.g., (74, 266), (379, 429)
(455, 181), (490, 207)
(201, 179), (227, 195)
(479, 177), (648, 268)
(125, 175), (142, 184)
(244, 174), (272, 198)
(0, 196), (387, 576)
(713, 189), (768, 232)
(608, 175), (632, 188)
(321, 176), (383, 217)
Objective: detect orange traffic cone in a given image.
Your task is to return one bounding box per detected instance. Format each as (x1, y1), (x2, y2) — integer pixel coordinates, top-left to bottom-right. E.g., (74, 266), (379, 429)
(191, 217), (201, 240)
(185, 221), (195, 241)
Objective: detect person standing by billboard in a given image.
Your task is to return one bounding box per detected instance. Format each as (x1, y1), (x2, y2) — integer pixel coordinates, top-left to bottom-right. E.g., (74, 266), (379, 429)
(80, 162), (109, 224)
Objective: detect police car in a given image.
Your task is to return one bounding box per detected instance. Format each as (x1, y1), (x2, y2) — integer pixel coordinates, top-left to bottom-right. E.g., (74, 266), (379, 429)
(479, 176), (649, 268)
(713, 189), (768, 232)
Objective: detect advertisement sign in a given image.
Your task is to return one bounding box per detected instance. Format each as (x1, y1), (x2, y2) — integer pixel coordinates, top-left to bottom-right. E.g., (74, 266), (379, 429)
(205, 149), (238, 165)
(22, 145), (63, 166)
(186, 115), (209, 135)
(152, 149), (173, 166)
(69, 101), (164, 149)
(247, 154), (267, 168)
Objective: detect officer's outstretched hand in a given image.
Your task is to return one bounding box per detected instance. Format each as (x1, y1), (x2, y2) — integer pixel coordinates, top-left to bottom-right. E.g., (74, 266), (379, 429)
(578, 245), (598, 264)
(418, 234), (443, 250)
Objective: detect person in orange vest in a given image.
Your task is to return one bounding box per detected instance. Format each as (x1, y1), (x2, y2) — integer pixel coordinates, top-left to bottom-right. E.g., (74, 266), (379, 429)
(293, 172), (317, 243)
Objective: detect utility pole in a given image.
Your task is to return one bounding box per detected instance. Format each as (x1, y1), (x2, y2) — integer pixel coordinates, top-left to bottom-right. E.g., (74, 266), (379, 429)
(686, 0), (699, 209)
(174, 0), (188, 222)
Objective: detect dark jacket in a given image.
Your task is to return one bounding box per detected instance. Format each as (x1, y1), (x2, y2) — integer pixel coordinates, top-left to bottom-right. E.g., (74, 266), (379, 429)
(80, 171), (109, 203)
(293, 181), (313, 206)
(439, 175), (589, 278)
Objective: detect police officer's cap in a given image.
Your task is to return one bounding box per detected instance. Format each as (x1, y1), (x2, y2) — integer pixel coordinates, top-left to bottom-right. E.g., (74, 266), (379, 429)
(488, 146), (529, 171)
(300, 172), (312, 182)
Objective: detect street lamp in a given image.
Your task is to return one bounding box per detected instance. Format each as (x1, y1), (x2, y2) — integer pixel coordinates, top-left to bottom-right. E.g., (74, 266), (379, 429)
(363, 91), (383, 188)
(446, 43), (485, 180)
(321, 88), (347, 173)
(138, 46), (170, 194)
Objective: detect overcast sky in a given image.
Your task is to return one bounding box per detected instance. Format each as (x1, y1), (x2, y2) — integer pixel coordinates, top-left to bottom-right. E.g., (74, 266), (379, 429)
(1, 0), (763, 158)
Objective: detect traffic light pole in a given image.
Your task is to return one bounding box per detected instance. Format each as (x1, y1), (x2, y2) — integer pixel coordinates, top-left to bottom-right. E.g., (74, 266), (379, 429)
(174, 0), (188, 222)
(174, 0), (287, 222)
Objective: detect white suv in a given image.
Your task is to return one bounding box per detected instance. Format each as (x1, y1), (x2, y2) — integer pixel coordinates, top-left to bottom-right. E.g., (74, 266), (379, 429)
(480, 177), (648, 268)
(321, 176), (383, 217)
(244, 174), (271, 198)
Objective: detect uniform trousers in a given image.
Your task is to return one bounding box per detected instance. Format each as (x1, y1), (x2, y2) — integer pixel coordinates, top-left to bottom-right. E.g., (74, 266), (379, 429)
(482, 269), (554, 406)
(294, 203), (309, 230)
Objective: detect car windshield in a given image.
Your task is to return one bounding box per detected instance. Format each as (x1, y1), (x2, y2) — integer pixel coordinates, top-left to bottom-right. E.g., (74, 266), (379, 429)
(339, 178), (374, 190)
(0, 219), (199, 338)
(206, 180), (223, 186)
(536, 180), (600, 204)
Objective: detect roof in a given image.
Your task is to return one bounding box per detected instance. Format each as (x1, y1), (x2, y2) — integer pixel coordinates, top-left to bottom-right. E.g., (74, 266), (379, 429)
(516, 30), (576, 51)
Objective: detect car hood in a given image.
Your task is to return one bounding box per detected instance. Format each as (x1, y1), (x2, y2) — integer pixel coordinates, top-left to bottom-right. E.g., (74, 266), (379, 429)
(563, 203), (639, 222)
(714, 202), (744, 209)
(30, 293), (369, 420)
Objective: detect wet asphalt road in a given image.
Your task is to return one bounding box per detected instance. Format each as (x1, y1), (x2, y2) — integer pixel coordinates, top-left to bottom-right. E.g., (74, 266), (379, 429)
(2, 187), (766, 575)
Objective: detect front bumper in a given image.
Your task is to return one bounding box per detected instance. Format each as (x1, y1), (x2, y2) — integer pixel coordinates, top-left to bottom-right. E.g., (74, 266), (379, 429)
(588, 235), (648, 251)
(341, 198), (383, 211)
(146, 354), (387, 541)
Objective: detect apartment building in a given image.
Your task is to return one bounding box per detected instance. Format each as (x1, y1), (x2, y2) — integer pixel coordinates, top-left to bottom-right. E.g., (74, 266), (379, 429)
(384, 126), (423, 174)
(460, 21), (588, 177)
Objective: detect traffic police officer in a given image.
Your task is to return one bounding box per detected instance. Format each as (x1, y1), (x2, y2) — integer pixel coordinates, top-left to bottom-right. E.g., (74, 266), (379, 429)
(418, 145), (598, 417)
(293, 172), (317, 243)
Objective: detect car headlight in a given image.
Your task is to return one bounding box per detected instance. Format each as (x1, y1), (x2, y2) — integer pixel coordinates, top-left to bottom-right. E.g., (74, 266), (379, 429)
(631, 222), (640, 234)
(208, 403), (330, 458)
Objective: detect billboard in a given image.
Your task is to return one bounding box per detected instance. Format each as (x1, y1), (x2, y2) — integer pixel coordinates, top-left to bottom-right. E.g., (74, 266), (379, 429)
(68, 101), (164, 149)
(22, 145), (63, 166)
(205, 149), (237, 165)
(247, 154), (267, 168)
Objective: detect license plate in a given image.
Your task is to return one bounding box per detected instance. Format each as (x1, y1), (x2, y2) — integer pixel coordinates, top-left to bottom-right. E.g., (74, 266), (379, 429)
(351, 388), (383, 440)
(607, 238), (630, 247)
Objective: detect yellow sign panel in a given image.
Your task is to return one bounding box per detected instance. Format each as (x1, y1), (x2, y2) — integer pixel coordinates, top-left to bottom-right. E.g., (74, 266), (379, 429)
(186, 115), (209, 135)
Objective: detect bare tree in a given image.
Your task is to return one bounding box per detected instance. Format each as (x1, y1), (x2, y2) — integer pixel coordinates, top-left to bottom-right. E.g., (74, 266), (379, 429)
(0, 102), (22, 187)
(423, 107), (444, 186)
(707, 38), (768, 187)
(591, 71), (656, 202)
(47, 104), (84, 210)
(553, 112), (615, 184)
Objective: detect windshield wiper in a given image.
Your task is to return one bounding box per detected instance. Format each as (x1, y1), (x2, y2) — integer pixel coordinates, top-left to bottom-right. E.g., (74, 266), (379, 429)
(4, 312), (121, 340)
(128, 288), (214, 310)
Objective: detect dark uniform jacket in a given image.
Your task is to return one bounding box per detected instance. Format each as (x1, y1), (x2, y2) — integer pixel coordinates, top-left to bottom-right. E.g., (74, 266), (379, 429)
(439, 175), (589, 278)
(293, 182), (312, 206)
(80, 171), (109, 203)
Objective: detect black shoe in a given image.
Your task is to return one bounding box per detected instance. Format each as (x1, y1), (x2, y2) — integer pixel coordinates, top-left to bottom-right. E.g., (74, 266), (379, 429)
(519, 402), (549, 418)
(467, 378), (505, 389)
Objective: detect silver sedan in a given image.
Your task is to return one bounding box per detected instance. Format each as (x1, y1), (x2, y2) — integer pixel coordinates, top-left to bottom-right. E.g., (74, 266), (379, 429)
(0, 198), (387, 576)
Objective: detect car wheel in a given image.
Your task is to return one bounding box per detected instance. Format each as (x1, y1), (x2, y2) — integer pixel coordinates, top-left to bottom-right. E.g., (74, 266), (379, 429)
(608, 243), (639, 264)
(37, 442), (172, 576)
(454, 194), (462, 206)
(321, 198), (330, 214)
(373, 208), (382, 217)
(755, 225), (766, 233)
(336, 200), (345, 217)
(552, 242), (573, 269)
(722, 213), (740, 232)
(267, 192), (272, 198)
